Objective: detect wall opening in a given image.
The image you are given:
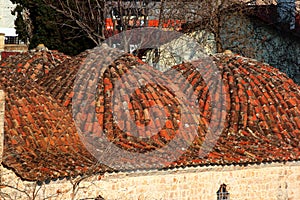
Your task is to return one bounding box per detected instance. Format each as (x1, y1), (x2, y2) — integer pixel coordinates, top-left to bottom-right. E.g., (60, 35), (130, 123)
(217, 183), (230, 200)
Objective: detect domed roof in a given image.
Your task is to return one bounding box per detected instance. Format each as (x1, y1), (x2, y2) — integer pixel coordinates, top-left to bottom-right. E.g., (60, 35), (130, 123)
(75, 52), (300, 168)
(1, 49), (299, 182)
(173, 54), (300, 165)
(0, 52), (108, 182)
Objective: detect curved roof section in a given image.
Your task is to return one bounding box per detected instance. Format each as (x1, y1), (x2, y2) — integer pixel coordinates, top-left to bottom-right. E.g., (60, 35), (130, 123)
(0, 49), (299, 182)
(0, 50), (71, 82)
(36, 50), (90, 108)
(0, 52), (108, 182)
(83, 52), (300, 168)
(173, 54), (300, 166)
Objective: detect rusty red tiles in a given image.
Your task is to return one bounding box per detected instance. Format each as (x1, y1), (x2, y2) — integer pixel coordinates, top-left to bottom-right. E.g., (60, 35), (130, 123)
(0, 49), (300, 182)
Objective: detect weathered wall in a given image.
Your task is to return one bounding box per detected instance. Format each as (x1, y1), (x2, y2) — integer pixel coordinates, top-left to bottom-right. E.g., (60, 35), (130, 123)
(0, 34), (4, 52)
(0, 33), (5, 60)
(0, 90), (4, 163)
(145, 30), (216, 72)
(4, 44), (28, 52)
(220, 12), (300, 84)
(94, 162), (300, 200)
(145, 11), (300, 84)
(1, 161), (300, 200)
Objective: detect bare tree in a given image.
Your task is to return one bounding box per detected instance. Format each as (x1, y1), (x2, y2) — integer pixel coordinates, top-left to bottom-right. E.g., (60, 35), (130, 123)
(43, 0), (107, 45)
(42, 0), (159, 46)
(38, 0), (249, 52)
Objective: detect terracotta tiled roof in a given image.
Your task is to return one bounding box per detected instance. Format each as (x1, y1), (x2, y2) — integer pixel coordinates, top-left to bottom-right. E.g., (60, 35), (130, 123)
(1, 49), (300, 182)
(36, 50), (90, 108)
(172, 54), (300, 166)
(77, 52), (300, 168)
(0, 50), (71, 82)
(0, 51), (109, 182)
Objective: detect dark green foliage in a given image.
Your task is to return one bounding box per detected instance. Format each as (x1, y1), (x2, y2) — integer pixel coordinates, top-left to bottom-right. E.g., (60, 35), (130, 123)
(12, 5), (29, 43)
(10, 0), (96, 55)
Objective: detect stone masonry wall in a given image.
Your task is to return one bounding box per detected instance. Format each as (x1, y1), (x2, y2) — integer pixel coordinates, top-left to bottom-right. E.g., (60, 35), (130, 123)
(0, 90), (4, 163)
(0, 160), (299, 199)
(220, 12), (300, 84)
(0, 90), (299, 200)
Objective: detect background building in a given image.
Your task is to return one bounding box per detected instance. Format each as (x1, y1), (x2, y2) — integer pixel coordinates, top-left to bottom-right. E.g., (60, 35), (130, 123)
(0, 0), (27, 60)
(0, 0), (17, 43)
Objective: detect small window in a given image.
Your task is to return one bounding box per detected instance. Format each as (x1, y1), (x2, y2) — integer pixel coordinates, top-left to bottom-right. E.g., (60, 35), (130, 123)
(217, 183), (230, 200)
(5, 36), (21, 44)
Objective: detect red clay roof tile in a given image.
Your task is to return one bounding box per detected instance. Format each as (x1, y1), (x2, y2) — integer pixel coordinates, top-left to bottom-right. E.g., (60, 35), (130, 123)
(1, 49), (300, 182)
(1, 50), (71, 83)
(0, 53), (110, 181)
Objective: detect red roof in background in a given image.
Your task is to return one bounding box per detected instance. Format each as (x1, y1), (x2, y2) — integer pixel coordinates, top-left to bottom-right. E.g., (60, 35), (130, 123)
(1, 52), (20, 60)
(0, 49), (300, 182)
(104, 18), (183, 37)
